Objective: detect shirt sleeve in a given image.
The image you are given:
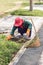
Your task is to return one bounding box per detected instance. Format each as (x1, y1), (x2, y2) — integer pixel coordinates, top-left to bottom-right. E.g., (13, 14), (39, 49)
(24, 20), (32, 30)
(10, 26), (17, 35)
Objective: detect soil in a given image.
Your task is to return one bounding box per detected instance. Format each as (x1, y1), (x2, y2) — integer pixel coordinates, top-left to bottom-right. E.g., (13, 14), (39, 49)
(25, 37), (40, 48)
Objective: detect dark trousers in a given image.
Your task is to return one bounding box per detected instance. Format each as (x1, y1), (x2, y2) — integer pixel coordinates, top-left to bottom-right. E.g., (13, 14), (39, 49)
(10, 26), (31, 37)
(18, 28), (31, 37)
(18, 27), (27, 35)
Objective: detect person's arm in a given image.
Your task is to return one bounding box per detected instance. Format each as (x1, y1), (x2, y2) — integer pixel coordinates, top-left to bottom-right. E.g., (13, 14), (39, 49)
(24, 20), (32, 36)
(6, 26), (17, 40)
(26, 21), (32, 30)
(27, 21), (32, 36)
(10, 26), (17, 35)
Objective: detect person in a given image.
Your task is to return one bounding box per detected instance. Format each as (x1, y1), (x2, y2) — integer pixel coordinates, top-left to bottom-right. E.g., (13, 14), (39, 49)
(6, 17), (40, 47)
(6, 17), (32, 40)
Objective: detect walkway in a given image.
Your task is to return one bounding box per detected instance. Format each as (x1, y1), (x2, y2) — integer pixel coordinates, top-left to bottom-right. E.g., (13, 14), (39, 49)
(23, 5), (43, 11)
(14, 26), (43, 65)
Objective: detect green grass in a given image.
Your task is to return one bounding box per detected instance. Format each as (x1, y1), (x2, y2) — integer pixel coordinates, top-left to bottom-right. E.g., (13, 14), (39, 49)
(21, 1), (43, 8)
(0, 34), (22, 65)
(0, 0), (16, 12)
(34, 2), (43, 5)
(0, 0), (23, 12)
(19, 1), (43, 8)
(0, 0), (43, 17)
(0, 0), (28, 12)
(10, 9), (43, 16)
(21, 1), (30, 7)
(0, 0), (43, 12)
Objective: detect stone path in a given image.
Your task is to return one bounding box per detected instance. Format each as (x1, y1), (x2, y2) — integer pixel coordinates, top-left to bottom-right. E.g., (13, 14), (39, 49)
(23, 5), (43, 11)
(15, 26), (43, 65)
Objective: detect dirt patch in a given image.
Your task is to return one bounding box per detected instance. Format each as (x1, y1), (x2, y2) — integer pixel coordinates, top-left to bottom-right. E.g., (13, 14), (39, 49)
(25, 36), (40, 48)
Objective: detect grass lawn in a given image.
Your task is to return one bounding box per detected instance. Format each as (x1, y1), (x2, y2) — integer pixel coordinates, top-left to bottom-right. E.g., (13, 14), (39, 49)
(0, 0), (43, 17)
(0, 0), (28, 12)
(34, 2), (43, 5)
(22, 2), (30, 7)
(10, 9), (43, 16)
(0, 34), (22, 65)
(0, 0), (16, 12)
(22, 1), (43, 7)
(0, 0), (43, 12)
(0, 0), (24, 12)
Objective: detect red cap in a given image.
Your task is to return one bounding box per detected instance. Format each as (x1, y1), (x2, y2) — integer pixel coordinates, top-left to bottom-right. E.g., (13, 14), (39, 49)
(14, 17), (23, 27)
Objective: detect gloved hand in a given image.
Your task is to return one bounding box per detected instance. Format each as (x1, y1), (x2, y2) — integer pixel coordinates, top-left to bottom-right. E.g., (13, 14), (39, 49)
(6, 35), (13, 40)
(26, 29), (30, 37)
(23, 33), (29, 39)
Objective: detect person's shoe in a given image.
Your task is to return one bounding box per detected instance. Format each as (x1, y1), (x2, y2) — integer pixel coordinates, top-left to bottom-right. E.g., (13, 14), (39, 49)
(6, 35), (13, 40)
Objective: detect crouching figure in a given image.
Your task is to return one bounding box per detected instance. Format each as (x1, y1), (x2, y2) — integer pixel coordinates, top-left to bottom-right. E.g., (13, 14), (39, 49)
(6, 17), (32, 40)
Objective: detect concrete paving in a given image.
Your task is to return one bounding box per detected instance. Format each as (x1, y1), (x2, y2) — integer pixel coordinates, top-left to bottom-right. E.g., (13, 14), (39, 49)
(15, 26), (43, 65)
(23, 5), (43, 11)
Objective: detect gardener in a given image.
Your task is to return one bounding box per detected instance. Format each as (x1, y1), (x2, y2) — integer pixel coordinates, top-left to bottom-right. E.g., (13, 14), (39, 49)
(6, 17), (32, 40)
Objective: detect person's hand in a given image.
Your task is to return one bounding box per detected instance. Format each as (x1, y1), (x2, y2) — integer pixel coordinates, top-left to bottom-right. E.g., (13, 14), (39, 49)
(26, 29), (30, 37)
(23, 33), (30, 40)
(6, 35), (13, 40)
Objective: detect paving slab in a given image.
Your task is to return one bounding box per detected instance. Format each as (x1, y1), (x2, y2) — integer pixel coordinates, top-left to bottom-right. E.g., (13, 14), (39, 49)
(15, 26), (43, 65)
